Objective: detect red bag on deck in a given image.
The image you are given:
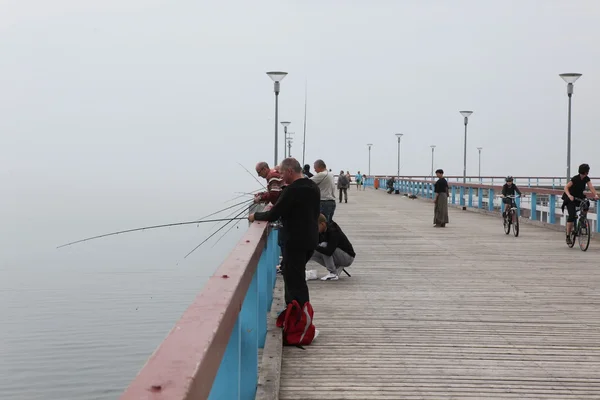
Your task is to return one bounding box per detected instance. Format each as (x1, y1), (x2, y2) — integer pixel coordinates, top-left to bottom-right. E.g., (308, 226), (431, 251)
(276, 300), (316, 346)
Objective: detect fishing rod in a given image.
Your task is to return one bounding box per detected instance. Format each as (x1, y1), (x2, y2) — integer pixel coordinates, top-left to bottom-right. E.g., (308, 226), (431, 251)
(225, 190), (261, 203)
(237, 162), (267, 189)
(56, 216), (249, 249)
(208, 199), (254, 231)
(302, 78), (308, 166)
(57, 198), (253, 249)
(211, 203), (258, 248)
(183, 206), (250, 259)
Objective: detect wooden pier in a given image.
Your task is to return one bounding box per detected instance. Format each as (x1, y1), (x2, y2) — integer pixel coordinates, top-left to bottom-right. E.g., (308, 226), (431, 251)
(278, 188), (600, 399)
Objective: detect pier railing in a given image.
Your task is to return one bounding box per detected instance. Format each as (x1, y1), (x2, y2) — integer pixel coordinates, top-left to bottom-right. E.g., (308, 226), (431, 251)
(356, 175), (599, 189)
(120, 219), (279, 400)
(365, 177), (600, 233)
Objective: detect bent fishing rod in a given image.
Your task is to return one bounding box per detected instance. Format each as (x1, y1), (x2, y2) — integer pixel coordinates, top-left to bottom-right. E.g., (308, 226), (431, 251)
(57, 198), (253, 249)
(237, 162), (267, 190)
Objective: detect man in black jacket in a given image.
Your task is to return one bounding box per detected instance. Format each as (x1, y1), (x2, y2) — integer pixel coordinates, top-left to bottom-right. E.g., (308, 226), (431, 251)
(249, 157), (321, 305)
(311, 214), (356, 281)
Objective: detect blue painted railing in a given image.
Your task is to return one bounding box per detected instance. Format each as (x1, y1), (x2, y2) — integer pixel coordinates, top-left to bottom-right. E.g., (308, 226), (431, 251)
(209, 228), (279, 400)
(121, 223), (280, 400)
(365, 177), (600, 233)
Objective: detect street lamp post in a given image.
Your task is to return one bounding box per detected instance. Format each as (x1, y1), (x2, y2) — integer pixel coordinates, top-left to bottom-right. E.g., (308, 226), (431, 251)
(266, 71), (288, 166)
(280, 121), (291, 157)
(285, 132), (295, 157)
(395, 133), (403, 194)
(459, 111), (473, 210)
(477, 147), (483, 181)
(367, 143), (373, 176)
(430, 145), (436, 180)
(559, 73), (582, 181)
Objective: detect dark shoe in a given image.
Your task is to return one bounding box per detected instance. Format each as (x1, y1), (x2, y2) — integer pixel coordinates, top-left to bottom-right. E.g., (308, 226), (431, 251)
(440, 223), (446, 227)
(345, 200), (347, 203)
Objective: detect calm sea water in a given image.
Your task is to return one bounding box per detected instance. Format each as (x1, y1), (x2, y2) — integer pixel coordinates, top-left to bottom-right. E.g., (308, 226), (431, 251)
(0, 197), (253, 399)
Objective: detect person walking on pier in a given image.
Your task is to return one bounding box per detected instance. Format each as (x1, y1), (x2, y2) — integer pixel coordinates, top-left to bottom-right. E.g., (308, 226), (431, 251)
(249, 158), (320, 306)
(355, 171), (363, 190)
(562, 163), (599, 245)
(337, 170), (349, 203)
(311, 159), (337, 222)
(433, 169), (449, 227)
(311, 214), (356, 281)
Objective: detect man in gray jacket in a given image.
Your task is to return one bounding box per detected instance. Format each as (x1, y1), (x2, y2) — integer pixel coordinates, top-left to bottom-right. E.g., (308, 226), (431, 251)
(337, 169), (349, 203)
(311, 159), (337, 222)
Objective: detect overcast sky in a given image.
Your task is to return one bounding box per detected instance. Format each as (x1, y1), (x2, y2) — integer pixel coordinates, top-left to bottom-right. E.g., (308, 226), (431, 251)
(2, 0), (600, 255)
(1, 2), (600, 396)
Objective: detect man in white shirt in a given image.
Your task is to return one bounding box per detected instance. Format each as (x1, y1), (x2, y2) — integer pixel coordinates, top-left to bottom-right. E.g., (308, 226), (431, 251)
(311, 159), (337, 222)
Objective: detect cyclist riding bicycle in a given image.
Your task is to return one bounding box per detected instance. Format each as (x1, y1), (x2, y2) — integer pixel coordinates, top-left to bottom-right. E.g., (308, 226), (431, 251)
(501, 176), (522, 218)
(562, 163), (599, 245)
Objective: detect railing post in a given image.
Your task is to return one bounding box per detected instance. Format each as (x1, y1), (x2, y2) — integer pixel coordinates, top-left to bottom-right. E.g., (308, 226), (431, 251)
(516, 196), (521, 218)
(459, 186), (465, 207)
(528, 178), (531, 187)
(208, 318), (241, 400)
(549, 194), (556, 224)
(468, 187), (473, 208)
(451, 186), (456, 204)
(530, 193), (537, 221)
(240, 261), (259, 400)
(257, 241), (269, 348)
(552, 178), (555, 189)
(478, 187), (483, 209)
(488, 189), (494, 211)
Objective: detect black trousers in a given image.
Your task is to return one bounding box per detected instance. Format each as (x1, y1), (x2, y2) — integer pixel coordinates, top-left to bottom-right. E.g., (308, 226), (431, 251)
(282, 247), (314, 305)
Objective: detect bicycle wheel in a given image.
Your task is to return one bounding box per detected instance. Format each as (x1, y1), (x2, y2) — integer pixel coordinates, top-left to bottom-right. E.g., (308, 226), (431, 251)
(578, 218), (591, 251)
(567, 225), (576, 248)
(503, 211), (511, 235)
(513, 211), (519, 237)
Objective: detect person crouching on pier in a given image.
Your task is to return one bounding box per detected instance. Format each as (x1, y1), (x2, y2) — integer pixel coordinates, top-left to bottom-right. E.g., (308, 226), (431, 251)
(249, 158), (321, 345)
(311, 214), (356, 281)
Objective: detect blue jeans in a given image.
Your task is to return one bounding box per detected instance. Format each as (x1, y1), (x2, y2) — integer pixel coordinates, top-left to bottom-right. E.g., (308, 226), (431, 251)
(320, 200), (336, 223)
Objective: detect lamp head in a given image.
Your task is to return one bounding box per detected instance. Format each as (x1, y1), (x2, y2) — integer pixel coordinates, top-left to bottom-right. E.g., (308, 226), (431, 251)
(559, 73), (582, 84)
(266, 71), (288, 82)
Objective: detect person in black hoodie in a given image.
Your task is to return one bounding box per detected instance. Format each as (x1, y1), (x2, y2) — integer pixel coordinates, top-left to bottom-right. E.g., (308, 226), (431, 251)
(311, 214), (356, 281)
(249, 157), (321, 305)
(303, 164), (314, 178)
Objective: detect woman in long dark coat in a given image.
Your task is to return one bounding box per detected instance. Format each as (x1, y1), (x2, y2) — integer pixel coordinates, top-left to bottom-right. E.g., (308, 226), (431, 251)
(433, 169), (449, 227)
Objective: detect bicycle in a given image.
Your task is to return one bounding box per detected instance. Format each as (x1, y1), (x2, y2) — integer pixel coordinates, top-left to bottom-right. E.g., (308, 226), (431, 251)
(566, 197), (593, 251)
(500, 195), (520, 237)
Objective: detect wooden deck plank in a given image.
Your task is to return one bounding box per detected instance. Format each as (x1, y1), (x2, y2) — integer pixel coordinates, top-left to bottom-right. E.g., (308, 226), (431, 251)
(278, 189), (600, 399)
